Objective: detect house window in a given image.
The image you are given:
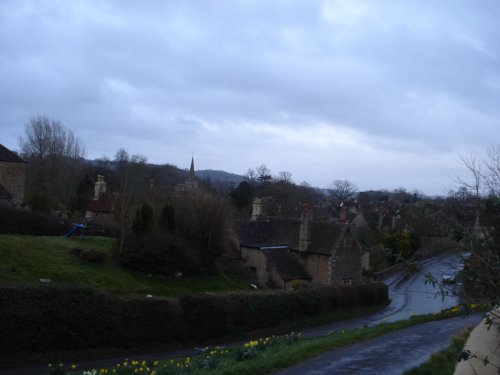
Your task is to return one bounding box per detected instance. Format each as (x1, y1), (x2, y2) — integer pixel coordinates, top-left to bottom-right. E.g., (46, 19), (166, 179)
(342, 278), (352, 285)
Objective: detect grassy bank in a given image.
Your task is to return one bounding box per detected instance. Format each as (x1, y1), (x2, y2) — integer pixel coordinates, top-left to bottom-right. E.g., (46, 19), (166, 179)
(0, 234), (250, 296)
(403, 328), (471, 375)
(5, 302), (387, 369)
(45, 308), (475, 375)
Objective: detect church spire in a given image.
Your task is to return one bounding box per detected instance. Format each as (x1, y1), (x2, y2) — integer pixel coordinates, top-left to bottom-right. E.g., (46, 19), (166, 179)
(189, 155), (195, 180)
(185, 155), (198, 191)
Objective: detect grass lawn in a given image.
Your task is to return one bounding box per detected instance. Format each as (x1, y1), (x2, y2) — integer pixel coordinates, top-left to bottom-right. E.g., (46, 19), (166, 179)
(0, 234), (251, 296)
(402, 328), (471, 375)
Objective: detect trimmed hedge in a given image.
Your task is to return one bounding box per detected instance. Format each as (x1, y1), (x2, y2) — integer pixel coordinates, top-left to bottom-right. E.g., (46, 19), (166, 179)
(0, 282), (387, 354)
(0, 284), (183, 354)
(179, 283), (388, 340)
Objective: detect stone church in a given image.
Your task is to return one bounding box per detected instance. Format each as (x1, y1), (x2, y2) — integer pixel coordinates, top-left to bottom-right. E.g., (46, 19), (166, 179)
(175, 156), (198, 194)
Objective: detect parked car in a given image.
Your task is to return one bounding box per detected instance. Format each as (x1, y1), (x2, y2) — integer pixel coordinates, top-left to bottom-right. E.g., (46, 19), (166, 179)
(442, 272), (456, 283)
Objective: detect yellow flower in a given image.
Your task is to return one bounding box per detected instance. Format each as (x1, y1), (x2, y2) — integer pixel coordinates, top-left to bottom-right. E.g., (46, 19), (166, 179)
(71, 364), (77, 369)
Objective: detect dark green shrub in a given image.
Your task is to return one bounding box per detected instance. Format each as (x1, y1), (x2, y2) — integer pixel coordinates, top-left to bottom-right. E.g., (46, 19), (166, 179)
(132, 203), (154, 234)
(0, 206), (72, 235)
(159, 203), (176, 233)
(78, 248), (106, 264)
(118, 232), (203, 276)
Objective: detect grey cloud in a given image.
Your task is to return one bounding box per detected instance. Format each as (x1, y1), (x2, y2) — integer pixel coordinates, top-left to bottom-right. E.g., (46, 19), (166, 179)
(0, 0), (498, 194)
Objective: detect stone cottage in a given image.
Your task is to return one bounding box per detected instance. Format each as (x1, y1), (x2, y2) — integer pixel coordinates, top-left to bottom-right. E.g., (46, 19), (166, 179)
(0, 144), (26, 208)
(239, 201), (364, 289)
(85, 175), (118, 227)
(239, 243), (311, 290)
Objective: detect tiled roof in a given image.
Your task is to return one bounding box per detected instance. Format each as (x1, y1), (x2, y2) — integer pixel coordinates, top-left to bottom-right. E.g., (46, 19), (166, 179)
(238, 218), (301, 248)
(307, 222), (346, 255)
(0, 183), (13, 200)
(0, 144), (26, 163)
(363, 211), (380, 228)
(261, 248), (311, 281)
(239, 217), (350, 257)
(86, 193), (116, 213)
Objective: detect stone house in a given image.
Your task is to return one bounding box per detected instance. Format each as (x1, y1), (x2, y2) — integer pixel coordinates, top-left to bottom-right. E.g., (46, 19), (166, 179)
(239, 201), (364, 289)
(85, 175), (118, 227)
(239, 243), (311, 290)
(0, 144), (26, 208)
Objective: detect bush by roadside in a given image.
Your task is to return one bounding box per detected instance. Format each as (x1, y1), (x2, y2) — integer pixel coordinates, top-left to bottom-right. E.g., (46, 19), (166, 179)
(0, 206), (71, 235)
(0, 282), (388, 355)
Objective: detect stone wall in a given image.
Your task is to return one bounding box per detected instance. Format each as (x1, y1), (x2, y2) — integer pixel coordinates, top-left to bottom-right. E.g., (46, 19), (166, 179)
(302, 253), (331, 284)
(0, 161), (25, 207)
(331, 231), (363, 284)
(241, 246), (271, 287)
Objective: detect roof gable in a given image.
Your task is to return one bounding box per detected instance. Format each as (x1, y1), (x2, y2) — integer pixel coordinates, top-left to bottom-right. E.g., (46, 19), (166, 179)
(0, 144), (26, 163)
(238, 217), (301, 248)
(307, 222), (347, 255)
(261, 248), (310, 281)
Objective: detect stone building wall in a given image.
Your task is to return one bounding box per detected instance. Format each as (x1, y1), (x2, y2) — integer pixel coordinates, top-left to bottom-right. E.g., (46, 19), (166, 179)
(302, 253), (331, 284)
(241, 246), (270, 286)
(0, 161), (26, 207)
(330, 231), (362, 284)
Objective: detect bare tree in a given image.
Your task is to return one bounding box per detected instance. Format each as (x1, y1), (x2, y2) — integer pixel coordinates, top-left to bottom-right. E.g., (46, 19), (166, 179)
(255, 164), (272, 184)
(247, 163), (272, 185)
(277, 171), (293, 183)
(484, 145), (500, 196)
(330, 179), (358, 203)
(18, 116), (86, 211)
(457, 152), (483, 200)
(113, 148), (149, 254)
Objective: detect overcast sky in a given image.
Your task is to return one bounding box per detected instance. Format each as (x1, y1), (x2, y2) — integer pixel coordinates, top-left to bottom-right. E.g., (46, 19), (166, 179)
(1, 1), (499, 195)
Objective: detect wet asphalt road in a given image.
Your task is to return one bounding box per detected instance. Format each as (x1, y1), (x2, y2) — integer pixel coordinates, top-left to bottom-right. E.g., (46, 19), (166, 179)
(2, 253), (472, 375)
(300, 253), (462, 338)
(275, 314), (482, 375)
(275, 252), (475, 375)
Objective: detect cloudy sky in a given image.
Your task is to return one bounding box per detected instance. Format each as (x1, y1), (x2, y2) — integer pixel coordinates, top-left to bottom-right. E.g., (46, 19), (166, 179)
(1, 1), (499, 195)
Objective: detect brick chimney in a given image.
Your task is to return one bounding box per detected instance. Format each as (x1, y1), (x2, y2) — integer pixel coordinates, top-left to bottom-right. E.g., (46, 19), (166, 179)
(94, 175), (106, 199)
(299, 203), (312, 251)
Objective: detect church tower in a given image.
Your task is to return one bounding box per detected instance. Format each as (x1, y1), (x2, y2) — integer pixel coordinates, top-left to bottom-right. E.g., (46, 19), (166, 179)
(185, 156), (198, 192)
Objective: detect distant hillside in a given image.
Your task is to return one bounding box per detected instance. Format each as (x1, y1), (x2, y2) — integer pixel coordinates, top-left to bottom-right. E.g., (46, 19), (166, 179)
(196, 169), (247, 186)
